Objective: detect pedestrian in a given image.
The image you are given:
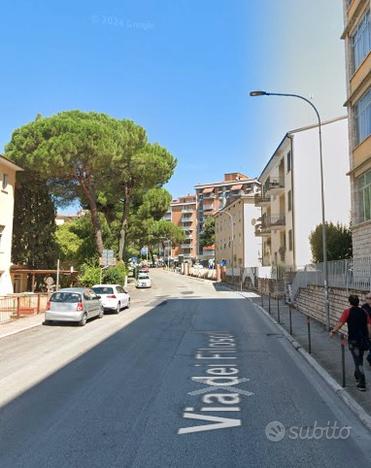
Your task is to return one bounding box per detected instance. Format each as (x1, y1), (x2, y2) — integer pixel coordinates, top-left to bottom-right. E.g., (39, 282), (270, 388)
(330, 295), (371, 391)
(361, 292), (371, 366)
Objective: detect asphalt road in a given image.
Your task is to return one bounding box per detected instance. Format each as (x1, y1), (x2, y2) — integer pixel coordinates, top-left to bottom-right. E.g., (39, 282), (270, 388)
(0, 270), (370, 468)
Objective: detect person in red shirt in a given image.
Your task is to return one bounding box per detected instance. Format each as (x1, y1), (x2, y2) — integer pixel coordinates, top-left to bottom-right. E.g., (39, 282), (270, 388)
(330, 295), (371, 391)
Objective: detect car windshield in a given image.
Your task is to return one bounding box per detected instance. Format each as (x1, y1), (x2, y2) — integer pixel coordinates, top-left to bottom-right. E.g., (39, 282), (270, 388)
(138, 274), (149, 279)
(92, 287), (114, 295)
(50, 292), (81, 303)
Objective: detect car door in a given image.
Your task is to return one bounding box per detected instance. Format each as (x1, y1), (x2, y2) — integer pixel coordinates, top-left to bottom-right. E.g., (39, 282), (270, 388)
(89, 289), (101, 316)
(115, 286), (127, 307)
(83, 291), (93, 317)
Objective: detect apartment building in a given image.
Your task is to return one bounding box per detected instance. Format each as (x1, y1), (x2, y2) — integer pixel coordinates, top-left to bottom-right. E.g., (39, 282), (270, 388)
(255, 117), (350, 269)
(0, 155), (23, 294)
(342, 0), (371, 257)
(214, 196), (261, 273)
(169, 195), (197, 260)
(195, 173), (260, 259)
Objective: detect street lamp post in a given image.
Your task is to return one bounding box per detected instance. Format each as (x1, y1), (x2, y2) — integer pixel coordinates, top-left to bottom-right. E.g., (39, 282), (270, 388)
(249, 90), (330, 330)
(224, 211), (234, 287)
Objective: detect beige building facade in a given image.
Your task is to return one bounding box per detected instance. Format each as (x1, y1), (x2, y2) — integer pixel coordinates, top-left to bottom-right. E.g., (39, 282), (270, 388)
(342, 0), (371, 257)
(0, 155), (23, 294)
(214, 196), (261, 272)
(256, 117), (350, 269)
(195, 173), (260, 259)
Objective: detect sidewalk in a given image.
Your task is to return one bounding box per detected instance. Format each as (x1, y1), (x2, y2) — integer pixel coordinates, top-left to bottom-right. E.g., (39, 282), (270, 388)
(243, 292), (371, 418)
(0, 313), (45, 339)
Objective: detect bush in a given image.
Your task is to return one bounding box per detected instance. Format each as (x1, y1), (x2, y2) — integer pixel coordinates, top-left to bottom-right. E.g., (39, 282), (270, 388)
(103, 261), (127, 285)
(309, 222), (352, 262)
(78, 262), (101, 287)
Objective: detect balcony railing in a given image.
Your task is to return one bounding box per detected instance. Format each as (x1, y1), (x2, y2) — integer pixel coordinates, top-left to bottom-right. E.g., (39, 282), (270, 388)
(181, 217), (193, 223)
(254, 193), (271, 206)
(181, 244), (192, 249)
(266, 177), (285, 193)
(255, 215), (286, 236)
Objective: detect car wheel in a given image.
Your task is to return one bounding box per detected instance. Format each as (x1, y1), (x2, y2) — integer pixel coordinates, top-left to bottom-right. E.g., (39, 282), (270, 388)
(79, 313), (87, 326)
(43, 320), (52, 326)
(115, 302), (121, 314)
(98, 307), (104, 319)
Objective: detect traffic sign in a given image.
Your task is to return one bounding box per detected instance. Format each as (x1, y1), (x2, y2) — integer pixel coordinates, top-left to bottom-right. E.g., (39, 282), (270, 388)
(100, 250), (116, 267)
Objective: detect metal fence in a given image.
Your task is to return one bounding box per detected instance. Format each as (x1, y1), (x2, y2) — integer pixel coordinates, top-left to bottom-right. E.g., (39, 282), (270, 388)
(290, 257), (371, 300)
(0, 293), (48, 323)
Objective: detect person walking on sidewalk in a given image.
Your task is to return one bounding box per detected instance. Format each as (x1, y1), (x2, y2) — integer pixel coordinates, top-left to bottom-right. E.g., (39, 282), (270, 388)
(361, 293), (371, 366)
(330, 295), (371, 391)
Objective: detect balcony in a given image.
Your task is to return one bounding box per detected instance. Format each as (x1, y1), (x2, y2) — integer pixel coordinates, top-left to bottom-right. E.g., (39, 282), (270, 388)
(181, 216), (193, 223)
(182, 208), (194, 213)
(181, 244), (192, 249)
(255, 215), (285, 236)
(265, 177), (285, 195)
(254, 193), (271, 206)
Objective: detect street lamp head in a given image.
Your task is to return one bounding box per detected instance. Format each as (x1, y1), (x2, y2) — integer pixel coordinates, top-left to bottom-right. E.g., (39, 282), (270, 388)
(249, 90), (268, 97)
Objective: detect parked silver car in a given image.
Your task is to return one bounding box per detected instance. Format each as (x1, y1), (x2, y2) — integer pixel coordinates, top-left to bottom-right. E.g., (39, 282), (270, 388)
(44, 288), (104, 326)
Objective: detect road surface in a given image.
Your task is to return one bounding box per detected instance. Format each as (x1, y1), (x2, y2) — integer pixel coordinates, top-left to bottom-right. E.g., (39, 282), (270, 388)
(0, 270), (370, 467)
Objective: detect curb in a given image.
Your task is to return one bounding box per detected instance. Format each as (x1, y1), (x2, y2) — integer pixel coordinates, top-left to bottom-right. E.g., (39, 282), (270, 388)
(240, 293), (371, 432)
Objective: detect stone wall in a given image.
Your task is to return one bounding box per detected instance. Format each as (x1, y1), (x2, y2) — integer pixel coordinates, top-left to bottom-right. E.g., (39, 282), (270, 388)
(352, 221), (371, 258)
(295, 285), (369, 327)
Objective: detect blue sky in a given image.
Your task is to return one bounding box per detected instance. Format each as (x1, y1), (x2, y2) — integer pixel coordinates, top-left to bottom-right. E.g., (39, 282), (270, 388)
(0, 0), (346, 211)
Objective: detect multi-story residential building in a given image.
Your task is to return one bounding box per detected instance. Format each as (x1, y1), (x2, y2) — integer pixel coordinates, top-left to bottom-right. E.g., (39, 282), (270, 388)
(342, 0), (371, 257)
(195, 173), (260, 259)
(0, 155), (23, 294)
(169, 195), (197, 260)
(255, 116), (350, 269)
(214, 195), (261, 273)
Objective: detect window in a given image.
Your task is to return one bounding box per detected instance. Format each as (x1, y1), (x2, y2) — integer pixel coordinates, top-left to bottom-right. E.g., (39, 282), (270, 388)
(286, 151), (291, 173)
(2, 173), (8, 190)
(288, 229), (293, 251)
(288, 190), (292, 211)
(357, 169), (371, 222)
(354, 88), (371, 145)
(352, 10), (371, 71)
(51, 292), (81, 303)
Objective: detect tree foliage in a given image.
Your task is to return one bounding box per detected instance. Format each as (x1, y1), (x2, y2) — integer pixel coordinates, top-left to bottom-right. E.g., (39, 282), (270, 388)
(55, 214), (117, 266)
(309, 222), (352, 263)
(12, 173), (58, 268)
(6, 112), (177, 262)
(199, 216), (215, 248)
(5, 111), (120, 255)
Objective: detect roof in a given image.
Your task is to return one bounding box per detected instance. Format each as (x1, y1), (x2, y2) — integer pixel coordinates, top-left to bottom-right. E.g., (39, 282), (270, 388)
(213, 194), (255, 217)
(258, 115), (348, 181)
(0, 155), (24, 172)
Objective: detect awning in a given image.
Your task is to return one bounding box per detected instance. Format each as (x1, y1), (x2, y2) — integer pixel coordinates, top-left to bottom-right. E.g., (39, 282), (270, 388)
(203, 187), (214, 194)
(231, 184), (243, 190)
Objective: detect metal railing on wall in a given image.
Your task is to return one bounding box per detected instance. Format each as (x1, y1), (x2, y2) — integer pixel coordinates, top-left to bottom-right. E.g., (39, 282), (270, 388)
(0, 293), (48, 323)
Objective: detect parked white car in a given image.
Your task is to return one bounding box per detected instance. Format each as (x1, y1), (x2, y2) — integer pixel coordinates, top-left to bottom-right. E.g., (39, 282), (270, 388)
(92, 284), (130, 314)
(136, 273), (152, 288)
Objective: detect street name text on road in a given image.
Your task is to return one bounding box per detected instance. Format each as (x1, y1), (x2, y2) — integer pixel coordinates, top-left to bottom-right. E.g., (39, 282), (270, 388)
(178, 332), (254, 435)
